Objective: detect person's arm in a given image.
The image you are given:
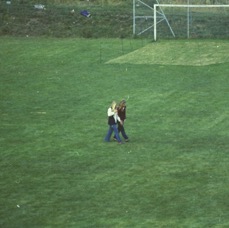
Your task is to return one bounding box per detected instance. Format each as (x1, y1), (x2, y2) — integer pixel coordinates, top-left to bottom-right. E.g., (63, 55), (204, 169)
(107, 107), (115, 116)
(116, 113), (123, 125)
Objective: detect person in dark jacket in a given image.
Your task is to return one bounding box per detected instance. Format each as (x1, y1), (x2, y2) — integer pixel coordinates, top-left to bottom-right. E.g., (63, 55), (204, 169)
(114, 99), (129, 142)
(104, 101), (123, 144)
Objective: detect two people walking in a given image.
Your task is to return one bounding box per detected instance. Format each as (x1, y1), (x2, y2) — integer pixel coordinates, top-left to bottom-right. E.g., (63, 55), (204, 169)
(104, 100), (129, 144)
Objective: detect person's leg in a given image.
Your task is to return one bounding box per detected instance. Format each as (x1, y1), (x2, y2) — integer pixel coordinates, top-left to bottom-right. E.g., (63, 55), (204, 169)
(118, 122), (122, 132)
(120, 126), (129, 141)
(112, 124), (122, 143)
(104, 126), (113, 142)
(113, 122), (121, 140)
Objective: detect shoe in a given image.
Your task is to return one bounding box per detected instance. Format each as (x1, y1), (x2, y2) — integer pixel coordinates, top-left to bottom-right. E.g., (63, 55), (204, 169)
(125, 139), (129, 142)
(118, 142), (123, 144)
(113, 137), (117, 141)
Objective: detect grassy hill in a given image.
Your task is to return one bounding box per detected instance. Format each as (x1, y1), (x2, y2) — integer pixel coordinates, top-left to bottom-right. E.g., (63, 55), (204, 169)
(0, 0), (228, 38)
(1, 1), (133, 38)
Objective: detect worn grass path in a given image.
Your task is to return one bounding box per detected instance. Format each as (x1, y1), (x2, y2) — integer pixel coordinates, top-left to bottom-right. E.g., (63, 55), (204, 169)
(107, 40), (229, 66)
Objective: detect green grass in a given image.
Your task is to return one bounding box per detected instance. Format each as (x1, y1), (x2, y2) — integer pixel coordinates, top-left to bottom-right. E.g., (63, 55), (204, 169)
(1, 37), (229, 227)
(107, 40), (229, 66)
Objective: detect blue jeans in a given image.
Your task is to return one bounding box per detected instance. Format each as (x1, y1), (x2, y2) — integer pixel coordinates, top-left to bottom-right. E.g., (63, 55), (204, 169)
(104, 124), (122, 143)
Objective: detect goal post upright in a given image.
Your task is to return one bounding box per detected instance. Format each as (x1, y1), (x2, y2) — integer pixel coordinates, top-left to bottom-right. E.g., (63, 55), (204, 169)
(187, 0), (190, 39)
(133, 0), (174, 37)
(133, 0), (136, 35)
(154, 4), (157, 41)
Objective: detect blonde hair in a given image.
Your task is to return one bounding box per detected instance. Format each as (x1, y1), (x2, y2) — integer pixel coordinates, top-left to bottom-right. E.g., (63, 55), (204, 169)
(111, 101), (117, 110)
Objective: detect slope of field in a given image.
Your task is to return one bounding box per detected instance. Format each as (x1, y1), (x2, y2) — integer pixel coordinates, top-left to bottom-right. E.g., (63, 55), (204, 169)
(107, 40), (229, 66)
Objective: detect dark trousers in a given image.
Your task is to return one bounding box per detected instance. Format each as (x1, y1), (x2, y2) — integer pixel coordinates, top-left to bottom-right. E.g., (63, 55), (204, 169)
(114, 122), (128, 140)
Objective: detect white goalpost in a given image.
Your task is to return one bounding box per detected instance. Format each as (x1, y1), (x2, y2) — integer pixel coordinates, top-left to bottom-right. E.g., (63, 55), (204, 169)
(153, 4), (229, 41)
(133, 1), (229, 40)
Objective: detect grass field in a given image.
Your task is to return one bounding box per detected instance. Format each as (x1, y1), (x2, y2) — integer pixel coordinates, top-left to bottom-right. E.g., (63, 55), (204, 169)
(0, 37), (229, 227)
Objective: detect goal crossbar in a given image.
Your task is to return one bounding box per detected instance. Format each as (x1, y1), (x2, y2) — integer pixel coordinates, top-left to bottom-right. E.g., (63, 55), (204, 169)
(155, 4), (229, 8)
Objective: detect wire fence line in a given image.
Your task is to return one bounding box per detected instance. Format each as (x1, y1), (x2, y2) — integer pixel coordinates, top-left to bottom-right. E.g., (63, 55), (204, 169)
(0, 1), (228, 38)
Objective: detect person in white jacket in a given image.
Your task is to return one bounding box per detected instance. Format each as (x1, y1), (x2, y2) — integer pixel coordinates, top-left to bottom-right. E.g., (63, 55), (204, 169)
(104, 101), (123, 144)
